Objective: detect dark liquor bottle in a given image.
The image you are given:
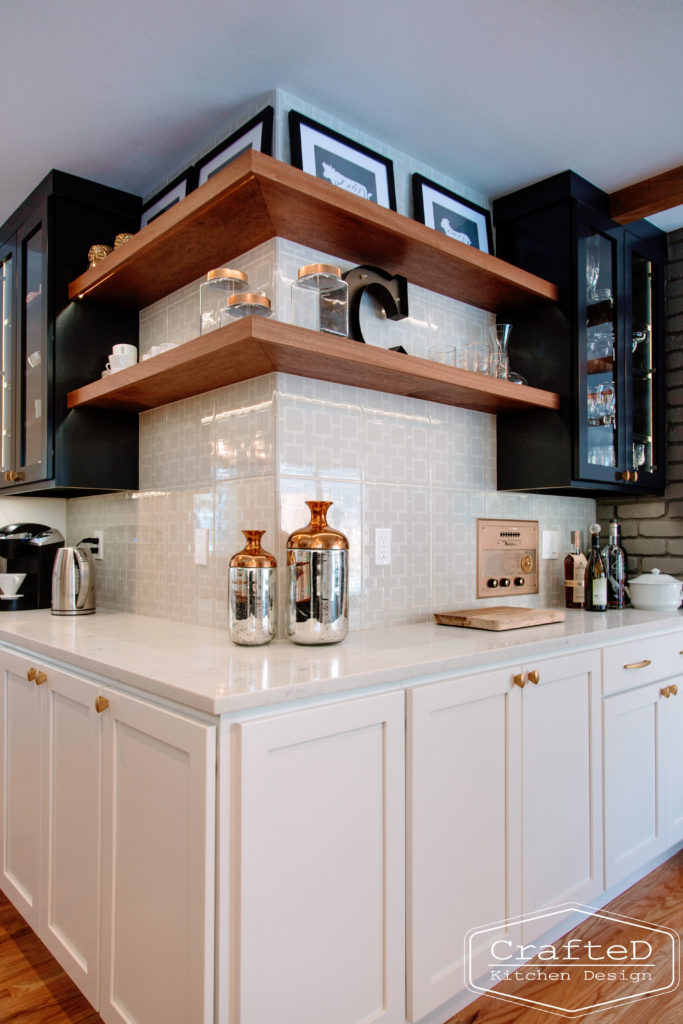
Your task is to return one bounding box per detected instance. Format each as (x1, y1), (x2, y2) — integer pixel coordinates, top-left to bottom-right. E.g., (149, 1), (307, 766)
(602, 518), (626, 609)
(585, 523), (607, 612)
(564, 530), (587, 608)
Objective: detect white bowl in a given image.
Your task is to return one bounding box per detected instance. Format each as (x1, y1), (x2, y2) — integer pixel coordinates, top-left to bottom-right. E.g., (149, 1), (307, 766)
(0, 572), (26, 596)
(627, 568), (683, 610)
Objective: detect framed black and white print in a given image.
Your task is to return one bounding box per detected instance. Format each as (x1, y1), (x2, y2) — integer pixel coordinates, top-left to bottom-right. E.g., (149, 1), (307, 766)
(289, 111), (397, 211)
(140, 169), (195, 228)
(412, 173), (493, 254)
(195, 106), (274, 186)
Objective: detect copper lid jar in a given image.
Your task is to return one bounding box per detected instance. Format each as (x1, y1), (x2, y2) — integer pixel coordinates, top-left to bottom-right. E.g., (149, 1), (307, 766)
(228, 530), (277, 645)
(286, 501), (348, 645)
(291, 263), (348, 337)
(200, 267), (248, 335)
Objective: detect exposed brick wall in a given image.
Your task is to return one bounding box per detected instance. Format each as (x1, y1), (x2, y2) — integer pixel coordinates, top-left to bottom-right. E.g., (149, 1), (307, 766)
(597, 226), (683, 577)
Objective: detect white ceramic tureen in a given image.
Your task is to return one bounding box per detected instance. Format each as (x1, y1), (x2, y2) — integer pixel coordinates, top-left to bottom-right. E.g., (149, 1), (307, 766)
(626, 568), (683, 611)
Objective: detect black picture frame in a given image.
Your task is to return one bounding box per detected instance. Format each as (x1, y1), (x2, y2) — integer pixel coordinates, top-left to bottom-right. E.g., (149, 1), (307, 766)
(412, 173), (494, 254)
(289, 111), (397, 211)
(140, 168), (195, 228)
(195, 106), (274, 186)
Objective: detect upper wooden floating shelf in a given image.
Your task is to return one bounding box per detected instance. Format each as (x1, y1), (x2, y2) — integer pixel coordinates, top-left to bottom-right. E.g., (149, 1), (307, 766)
(69, 151), (558, 314)
(67, 317), (560, 416)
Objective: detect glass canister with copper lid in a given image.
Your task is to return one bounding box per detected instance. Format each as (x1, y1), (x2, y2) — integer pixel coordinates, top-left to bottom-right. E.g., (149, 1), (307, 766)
(291, 264), (348, 337)
(286, 500), (348, 645)
(228, 530), (277, 645)
(200, 267), (248, 334)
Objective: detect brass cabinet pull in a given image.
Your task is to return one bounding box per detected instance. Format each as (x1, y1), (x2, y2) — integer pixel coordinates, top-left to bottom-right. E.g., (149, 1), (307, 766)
(623, 659), (651, 670)
(671, 684), (679, 697)
(528, 670), (540, 685)
(34, 671), (47, 686)
(4, 469), (25, 483)
(661, 686), (671, 698)
(27, 667), (37, 682)
(95, 696), (109, 714)
(513, 673), (526, 688)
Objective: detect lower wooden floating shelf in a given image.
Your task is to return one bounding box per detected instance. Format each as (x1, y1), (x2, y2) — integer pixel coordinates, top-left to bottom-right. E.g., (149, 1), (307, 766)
(67, 318), (561, 415)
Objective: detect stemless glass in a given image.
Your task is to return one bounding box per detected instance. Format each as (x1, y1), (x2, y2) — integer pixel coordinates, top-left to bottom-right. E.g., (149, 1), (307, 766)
(490, 323), (512, 379)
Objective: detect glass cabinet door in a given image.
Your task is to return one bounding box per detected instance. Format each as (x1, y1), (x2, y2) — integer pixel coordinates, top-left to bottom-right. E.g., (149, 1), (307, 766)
(628, 243), (662, 486)
(0, 239), (15, 481)
(17, 210), (50, 485)
(579, 214), (622, 483)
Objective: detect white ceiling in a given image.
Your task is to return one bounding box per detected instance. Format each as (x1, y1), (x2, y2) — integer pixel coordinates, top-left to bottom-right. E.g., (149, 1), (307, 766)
(1, 0), (682, 231)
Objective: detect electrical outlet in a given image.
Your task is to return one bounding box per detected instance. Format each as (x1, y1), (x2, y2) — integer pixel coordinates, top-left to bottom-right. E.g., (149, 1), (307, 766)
(375, 528), (392, 566)
(93, 529), (104, 560)
(194, 527), (210, 566)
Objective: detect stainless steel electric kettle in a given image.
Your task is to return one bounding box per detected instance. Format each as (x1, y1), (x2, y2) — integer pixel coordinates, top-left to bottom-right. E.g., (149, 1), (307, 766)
(51, 544), (96, 615)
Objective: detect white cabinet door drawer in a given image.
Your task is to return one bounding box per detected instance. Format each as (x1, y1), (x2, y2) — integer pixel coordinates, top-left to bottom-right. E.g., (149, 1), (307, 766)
(602, 630), (683, 695)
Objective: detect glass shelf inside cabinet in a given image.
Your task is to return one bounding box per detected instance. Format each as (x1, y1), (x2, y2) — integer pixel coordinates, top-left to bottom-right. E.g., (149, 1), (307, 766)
(585, 229), (617, 470)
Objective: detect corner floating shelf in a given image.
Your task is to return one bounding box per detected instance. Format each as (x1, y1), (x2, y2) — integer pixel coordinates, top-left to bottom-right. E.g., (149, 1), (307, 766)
(69, 151), (558, 314)
(67, 318), (560, 415)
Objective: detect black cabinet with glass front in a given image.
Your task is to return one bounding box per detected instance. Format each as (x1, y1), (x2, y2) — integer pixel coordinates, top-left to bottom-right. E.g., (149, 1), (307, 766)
(0, 171), (140, 495)
(493, 170), (666, 496)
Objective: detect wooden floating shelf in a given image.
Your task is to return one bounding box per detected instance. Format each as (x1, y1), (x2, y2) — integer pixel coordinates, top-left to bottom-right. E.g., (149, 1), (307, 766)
(69, 151), (558, 314)
(67, 318), (561, 415)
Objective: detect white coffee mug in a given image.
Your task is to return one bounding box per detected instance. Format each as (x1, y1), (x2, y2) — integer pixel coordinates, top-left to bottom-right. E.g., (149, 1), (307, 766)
(112, 343), (137, 363)
(106, 353), (128, 372)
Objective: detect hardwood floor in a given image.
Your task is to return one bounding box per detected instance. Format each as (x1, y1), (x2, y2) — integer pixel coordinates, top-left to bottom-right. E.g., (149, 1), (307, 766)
(447, 849), (683, 1024)
(0, 894), (101, 1023)
(0, 851), (680, 1023)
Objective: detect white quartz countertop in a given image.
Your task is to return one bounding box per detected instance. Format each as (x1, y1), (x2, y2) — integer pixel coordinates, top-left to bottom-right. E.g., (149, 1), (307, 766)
(0, 607), (681, 716)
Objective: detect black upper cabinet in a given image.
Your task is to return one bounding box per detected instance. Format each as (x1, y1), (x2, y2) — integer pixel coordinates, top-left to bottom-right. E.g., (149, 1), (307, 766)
(493, 170), (666, 496)
(0, 171), (141, 495)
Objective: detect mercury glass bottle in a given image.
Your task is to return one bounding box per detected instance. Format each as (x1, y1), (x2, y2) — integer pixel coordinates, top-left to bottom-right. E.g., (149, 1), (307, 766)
(286, 500), (349, 645)
(228, 530), (277, 645)
(200, 268), (248, 334)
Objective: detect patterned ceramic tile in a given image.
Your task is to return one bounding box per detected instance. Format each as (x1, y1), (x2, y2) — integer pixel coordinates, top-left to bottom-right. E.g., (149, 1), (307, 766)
(361, 390), (430, 485)
(277, 375), (362, 480)
(362, 483), (431, 630)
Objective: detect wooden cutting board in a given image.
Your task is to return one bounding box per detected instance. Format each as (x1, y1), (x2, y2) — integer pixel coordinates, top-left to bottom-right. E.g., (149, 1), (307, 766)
(434, 606), (566, 631)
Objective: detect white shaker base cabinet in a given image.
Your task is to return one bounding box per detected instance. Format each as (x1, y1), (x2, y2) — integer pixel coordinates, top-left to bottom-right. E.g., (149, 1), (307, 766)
(0, 651), (45, 931)
(0, 648), (216, 1024)
(406, 649), (602, 1021)
(233, 690), (405, 1024)
(406, 665), (522, 1023)
(603, 678), (683, 889)
(99, 687), (215, 1024)
(519, 649), (602, 941)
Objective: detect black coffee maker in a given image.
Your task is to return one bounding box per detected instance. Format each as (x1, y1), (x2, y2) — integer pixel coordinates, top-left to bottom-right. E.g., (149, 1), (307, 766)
(0, 524), (65, 611)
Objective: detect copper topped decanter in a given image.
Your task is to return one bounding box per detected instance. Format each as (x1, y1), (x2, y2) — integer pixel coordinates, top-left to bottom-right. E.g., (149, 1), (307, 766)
(286, 501), (349, 645)
(228, 530), (277, 645)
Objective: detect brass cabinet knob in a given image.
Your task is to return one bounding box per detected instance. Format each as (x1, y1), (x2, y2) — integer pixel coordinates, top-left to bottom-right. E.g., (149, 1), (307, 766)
(617, 470), (638, 483)
(528, 670), (540, 685)
(623, 659), (651, 670)
(671, 684), (679, 697)
(35, 671), (47, 686)
(27, 667), (37, 682)
(95, 696), (109, 714)
(4, 470), (25, 483)
(661, 686), (671, 698)
(513, 673), (526, 688)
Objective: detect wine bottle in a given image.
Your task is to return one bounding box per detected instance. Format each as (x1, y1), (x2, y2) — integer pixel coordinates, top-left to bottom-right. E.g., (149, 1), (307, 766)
(585, 523), (607, 612)
(564, 530), (587, 608)
(602, 518), (626, 609)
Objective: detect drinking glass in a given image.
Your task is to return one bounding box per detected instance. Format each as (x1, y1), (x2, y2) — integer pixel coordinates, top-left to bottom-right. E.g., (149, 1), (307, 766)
(490, 323), (512, 379)
(586, 236), (600, 302)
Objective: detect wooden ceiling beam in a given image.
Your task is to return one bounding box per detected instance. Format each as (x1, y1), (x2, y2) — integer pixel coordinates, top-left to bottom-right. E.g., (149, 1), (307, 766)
(609, 164), (683, 224)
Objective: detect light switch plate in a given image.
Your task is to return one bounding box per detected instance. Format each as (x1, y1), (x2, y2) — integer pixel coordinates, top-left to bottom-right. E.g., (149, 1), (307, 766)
(542, 530), (559, 560)
(194, 527), (210, 566)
